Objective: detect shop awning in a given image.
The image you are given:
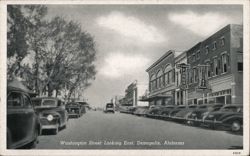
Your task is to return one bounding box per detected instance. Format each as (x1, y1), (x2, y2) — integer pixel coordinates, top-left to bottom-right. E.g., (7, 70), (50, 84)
(139, 94), (172, 101)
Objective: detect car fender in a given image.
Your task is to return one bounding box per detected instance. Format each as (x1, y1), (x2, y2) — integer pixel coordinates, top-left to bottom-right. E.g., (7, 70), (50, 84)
(221, 115), (243, 124)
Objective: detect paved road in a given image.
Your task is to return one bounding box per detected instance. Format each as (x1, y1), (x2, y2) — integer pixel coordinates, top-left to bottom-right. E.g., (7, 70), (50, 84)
(36, 111), (243, 149)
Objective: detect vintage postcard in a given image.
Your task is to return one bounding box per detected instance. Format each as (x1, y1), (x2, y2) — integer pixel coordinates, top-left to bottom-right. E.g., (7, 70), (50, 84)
(0, 0), (249, 156)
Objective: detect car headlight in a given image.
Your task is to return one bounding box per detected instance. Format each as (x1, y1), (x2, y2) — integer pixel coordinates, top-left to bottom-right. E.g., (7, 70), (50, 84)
(47, 114), (54, 121)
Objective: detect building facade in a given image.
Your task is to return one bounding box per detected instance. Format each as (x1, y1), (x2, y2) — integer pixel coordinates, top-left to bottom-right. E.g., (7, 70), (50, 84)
(143, 50), (176, 106)
(174, 51), (188, 105)
(120, 81), (148, 107)
(187, 24), (243, 105)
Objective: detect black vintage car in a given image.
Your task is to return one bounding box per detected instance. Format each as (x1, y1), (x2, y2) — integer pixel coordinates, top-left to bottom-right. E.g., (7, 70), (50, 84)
(104, 103), (115, 113)
(32, 97), (68, 135)
(66, 102), (83, 118)
(7, 80), (40, 149)
(186, 103), (224, 126)
(202, 104), (243, 132)
(171, 105), (198, 122)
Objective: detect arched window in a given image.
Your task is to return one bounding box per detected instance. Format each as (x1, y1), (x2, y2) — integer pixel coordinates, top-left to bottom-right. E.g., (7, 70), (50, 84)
(156, 70), (164, 89)
(164, 64), (172, 85)
(150, 74), (156, 91)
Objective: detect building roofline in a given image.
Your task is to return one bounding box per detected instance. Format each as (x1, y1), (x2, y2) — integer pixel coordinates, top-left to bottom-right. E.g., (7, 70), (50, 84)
(146, 50), (175, 72)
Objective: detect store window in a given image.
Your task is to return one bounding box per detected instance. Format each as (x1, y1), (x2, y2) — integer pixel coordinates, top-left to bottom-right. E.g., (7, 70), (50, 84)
(194, 99), (197, 105)
(237, 53), (243, 72)
(226, 95), (232, 104)
(208, 97), (215, 104)
(216, 96), (225, 104)
(221, 53), (229, 73)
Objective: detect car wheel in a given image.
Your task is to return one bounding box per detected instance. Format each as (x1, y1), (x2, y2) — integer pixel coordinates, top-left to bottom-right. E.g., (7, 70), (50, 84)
(231, 121), (241, 132)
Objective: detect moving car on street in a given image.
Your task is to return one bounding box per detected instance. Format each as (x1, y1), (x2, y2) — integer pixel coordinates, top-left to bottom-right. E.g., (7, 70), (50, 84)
(66, 102), (83, 118)
(7, 80), (40, 149)
(201, 104), (243, 132)
(104, 103), (115, 113)
(32, 97), (68, 135)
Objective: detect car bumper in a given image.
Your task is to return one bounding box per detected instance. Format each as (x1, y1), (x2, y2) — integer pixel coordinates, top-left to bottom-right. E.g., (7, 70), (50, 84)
(41, 124), (58, 130)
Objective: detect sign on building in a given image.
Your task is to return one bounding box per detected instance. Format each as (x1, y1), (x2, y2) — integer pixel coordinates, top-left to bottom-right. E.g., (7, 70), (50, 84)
(177, 63), (189, 90)
(197, 65), (209, 89)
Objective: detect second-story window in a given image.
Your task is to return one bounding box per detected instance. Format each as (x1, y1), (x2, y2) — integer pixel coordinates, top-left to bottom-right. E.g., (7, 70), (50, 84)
(196, 50), (200, 60)
(192, 54), (196, 62)
(221, 37), (225, 46)
(205, 46), (209, 54)
(221, 53), (229, 73)
(212, 41), (217, 51)
(237, 53), (243, 72)
(214, 57), (218, 76)
(164, 65), (172, 85)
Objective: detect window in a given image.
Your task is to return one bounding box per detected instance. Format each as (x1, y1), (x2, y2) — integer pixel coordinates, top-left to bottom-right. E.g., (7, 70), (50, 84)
(212, 42), (217, 50)
(205, 61), (211, 78)
(193, 67), (198, 83)
(221, 53), (229, 73)
(150, 74), (156, 91)
(196, 50), (200, 60)
(172, 69), (175, 83)
(192, 54), (196, 62)
(214, 58), (218, 76)
(176, 72), (179, 86)
(221, 37), (225, 46)
(237, 54), (243, 72)
(189, 69), (193, 83)
(7, 92), (23, 107)
(23, 94), (32, 108)
(164, 65), (172, 85)
(156, 70), (164, 89)
(210, 61), (214, 77)
(205, 46), (209, 54)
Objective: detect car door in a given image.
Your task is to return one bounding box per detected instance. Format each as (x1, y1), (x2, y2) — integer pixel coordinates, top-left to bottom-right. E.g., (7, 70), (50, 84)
(7, 91), (27, 147)
(22, 93), (37, 141)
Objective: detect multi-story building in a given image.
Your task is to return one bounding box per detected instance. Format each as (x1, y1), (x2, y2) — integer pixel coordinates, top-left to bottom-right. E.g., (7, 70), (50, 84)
(120, 81), (148, 107)
(142, 50), (179, 106)
(174, 51), (188, 105)
(187, 24), (243, 105)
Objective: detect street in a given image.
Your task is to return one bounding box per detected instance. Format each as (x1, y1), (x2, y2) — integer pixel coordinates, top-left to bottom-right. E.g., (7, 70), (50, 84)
(36, 110), (243, 149)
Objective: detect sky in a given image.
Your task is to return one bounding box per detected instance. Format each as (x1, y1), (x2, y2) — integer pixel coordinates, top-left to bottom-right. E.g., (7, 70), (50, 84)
(45, 4), (242, 107)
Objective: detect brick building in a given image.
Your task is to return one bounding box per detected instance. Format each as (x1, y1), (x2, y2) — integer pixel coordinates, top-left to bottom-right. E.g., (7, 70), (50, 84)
(187, 24), (243, 105)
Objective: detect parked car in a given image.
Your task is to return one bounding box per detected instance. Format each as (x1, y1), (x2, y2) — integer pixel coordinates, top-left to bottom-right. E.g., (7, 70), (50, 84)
(104, 103), (115, 113)
(171, 105), (198, 122)
(66, 102), (83, 118)
(157, 105), (176, 119)
(202, 104), (243, 132)
(32, 97), (68, 135)
(168, 105), (186, 119)
(133, 106), (149, 116)
(127, 106), (137, 114)
(75, 101), (87, 114)
(146, 105), (162, 118)
(7, 80), (40, 149)
(186, 103), (224, 126)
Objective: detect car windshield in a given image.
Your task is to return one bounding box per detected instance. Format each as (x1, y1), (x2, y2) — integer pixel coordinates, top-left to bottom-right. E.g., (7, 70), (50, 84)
(106, 104), (114, 108)
(42, 99), (57, 107)
(32, 99), (42, 107)
(220, 106), (243, 112)
(189, 106), (197, 109)
(198, 105), (207, 109)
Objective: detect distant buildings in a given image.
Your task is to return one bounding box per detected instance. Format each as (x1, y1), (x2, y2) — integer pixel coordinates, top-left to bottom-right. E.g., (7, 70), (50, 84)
(140, 24), (243, 107)
(119, 81), (148, 107)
